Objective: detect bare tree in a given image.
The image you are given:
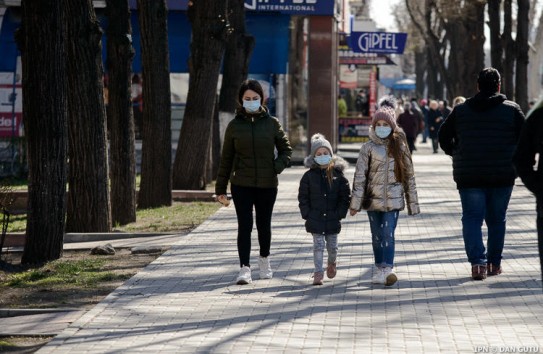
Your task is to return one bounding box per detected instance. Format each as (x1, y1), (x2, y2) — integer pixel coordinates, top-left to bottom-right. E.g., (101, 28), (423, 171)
(406, 0), (486, 100)
(515, 0), (530, 111)
(488, 0), (504, 75)
(172, 0), (229, 190)
(137, 0), (172, 208)
(106, 0), (137, 225)
(17, 0), (68, 264)
(65, 0), (111, 232)
(214, 0), (254, 178)
(528, 0), (543, 100)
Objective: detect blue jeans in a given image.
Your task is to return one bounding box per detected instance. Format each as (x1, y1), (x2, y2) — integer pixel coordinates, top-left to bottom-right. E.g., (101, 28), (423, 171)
(367, 211), (399, 268)
(459, 186), (513, 266)
(312, 234), (338, 273)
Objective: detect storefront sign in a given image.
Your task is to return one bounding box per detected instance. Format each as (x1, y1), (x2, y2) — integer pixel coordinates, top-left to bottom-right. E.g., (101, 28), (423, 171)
(128, 0), (335, 15)
(338, 117), (371, 143)
(350, 32), (407, 54)
(245, 0), (334, 15)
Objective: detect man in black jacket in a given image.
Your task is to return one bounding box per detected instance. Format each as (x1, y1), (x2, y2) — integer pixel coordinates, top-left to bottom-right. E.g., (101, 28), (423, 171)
(438, 67), (525, 281)
(513, 99), (543, 286)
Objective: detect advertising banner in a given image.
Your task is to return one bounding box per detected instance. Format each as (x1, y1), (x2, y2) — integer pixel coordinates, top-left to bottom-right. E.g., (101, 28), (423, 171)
(350, 32), (408, 54)
(128, 0), (335, 15)
(338, 117), (371, 143)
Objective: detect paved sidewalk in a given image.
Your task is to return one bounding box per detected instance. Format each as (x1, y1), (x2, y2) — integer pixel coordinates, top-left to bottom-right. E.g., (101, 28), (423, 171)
(38, 143), (543, 353)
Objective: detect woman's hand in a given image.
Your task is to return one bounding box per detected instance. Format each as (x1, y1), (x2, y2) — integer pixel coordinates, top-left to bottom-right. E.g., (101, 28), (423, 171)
(349, 209), (358, 216)
(216, 194), (230, 207)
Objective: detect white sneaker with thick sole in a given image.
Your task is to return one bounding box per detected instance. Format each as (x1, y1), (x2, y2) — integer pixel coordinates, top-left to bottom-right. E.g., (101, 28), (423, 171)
(259, 256), (273, 279)
(372, 267), (385, 284)
(383, 267), (398, 286)
(236, 266), (252, 285)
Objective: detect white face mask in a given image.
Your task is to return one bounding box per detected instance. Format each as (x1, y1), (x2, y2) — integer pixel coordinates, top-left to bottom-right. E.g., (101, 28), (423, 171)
(243, 99), (261, 113)
(375, 126), (392, 138)
(314, 154), (332, 166)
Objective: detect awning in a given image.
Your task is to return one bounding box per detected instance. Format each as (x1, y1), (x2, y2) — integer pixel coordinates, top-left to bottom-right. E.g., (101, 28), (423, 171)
(0, 8), (289, 74)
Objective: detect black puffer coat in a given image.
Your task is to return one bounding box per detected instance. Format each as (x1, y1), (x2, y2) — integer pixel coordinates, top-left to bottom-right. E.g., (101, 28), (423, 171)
(438, 92), (525, 189)
(514, 105), (543, 198)
(298, 156), (351, 235)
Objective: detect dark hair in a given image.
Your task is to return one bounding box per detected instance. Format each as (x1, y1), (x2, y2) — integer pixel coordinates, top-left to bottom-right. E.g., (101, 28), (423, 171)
(238, 79), (265, 106)
(477, 67), (501, 93)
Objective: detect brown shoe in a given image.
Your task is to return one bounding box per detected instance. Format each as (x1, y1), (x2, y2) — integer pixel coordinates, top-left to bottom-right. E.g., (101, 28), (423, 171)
(487, 263), (502, 276)
(472, 264), (487, 280)
(313, 272), (324, 285)
(326, 262), (337, 279)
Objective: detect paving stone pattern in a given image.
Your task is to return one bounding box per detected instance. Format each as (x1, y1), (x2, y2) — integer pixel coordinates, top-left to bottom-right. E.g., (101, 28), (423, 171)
(38, 144), (543, 354)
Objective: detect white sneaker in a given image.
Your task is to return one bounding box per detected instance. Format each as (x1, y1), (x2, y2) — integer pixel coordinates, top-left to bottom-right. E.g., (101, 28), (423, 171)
(236, 266), (252, 285)
(372, 267), (385, 284)
(259, 256), (273, 279)
(383, 267), (398, 286)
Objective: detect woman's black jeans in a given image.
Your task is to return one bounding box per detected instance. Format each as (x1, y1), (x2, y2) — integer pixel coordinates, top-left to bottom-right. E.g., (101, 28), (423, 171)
(231, 184), (278, 268)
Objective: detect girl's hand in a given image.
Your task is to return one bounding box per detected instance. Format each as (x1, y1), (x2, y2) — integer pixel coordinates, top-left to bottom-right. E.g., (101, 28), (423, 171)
(349, 209), (358, 216)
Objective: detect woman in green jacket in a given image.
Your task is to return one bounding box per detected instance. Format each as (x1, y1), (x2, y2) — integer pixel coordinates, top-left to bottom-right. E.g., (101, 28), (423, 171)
(215, 79), (292, 285)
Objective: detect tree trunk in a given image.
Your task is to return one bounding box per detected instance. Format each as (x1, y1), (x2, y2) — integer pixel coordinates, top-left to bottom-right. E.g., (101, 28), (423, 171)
(488, 0), (504, 75)
(215, 0), (254, 180)
(502, 0), (515, 99)
(462, 2), (485, 98)
(65, 0), (111, 232)
(217, 0), (254, 151)
(172, 0), (228, 190)
(528, 0), (543, 101)
(515, 0), (530, 112)
(414, 48), (426, 99)
(137, 0), (172, 208)
(18, 0), (68, 264)
(106, 0), (136, 225)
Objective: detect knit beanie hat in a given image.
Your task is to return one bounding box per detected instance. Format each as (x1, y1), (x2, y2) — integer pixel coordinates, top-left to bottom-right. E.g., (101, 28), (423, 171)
(372, 107), (397, 130)
(310, 133), (333, 157)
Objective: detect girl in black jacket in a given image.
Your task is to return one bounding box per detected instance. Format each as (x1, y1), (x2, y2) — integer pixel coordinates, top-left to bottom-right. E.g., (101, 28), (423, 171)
(298, 134), (351, 285)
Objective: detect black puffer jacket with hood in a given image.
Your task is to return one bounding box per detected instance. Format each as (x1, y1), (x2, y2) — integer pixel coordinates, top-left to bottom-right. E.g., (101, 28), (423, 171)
(438, 92), (525, 189)
(298, 156), (351, 235)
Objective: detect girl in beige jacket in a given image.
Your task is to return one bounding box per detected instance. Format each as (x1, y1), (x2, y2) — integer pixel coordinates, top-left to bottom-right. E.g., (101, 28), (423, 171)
(350, 102), (420, 286)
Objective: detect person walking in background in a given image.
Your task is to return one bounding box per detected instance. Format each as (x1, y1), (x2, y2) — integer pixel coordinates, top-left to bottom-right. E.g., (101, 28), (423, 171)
(419, 98), (430, 143)
(438, 67), (525, 281)
(513, 97), (543, 286)
(350, 100), (420, 286)
(298, 134), (351, 285)
(355, 89), (369, 117)
(428, 100), (443, 153)
(439, 100), (453, 119)
(216, 79), (293, 285)
(397, 101), (420, 154)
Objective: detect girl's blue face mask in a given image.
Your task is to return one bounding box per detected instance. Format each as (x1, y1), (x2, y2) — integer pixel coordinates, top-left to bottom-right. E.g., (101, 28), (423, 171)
(375, 126), (392, 138)
(314, 154), (332, 166)
(243, 99), (261, 113)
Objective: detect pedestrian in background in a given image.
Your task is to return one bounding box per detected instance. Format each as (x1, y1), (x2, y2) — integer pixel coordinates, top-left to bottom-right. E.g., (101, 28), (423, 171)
(350, 100), (420, 286)
(298, 134), (351, 285)
(513, 97), (543, 286)
(419, 98), (430, 143)
(216, 79), (293, 285)
(438, 67), (525, 280)
(397, 101), (419, 154)
(428, 100), (443, 153)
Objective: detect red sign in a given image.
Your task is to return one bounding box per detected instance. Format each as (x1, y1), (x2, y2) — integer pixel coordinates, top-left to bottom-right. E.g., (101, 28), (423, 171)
(0, 112), (23, 138)
(369, 69), (377, 118)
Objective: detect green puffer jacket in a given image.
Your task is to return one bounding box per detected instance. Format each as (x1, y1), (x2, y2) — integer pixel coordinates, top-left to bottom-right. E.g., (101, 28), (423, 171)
(215, 109), (292, 195)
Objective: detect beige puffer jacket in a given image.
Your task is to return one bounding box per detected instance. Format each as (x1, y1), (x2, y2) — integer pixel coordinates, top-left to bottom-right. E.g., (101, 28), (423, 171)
(350, 127), (420, 215)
